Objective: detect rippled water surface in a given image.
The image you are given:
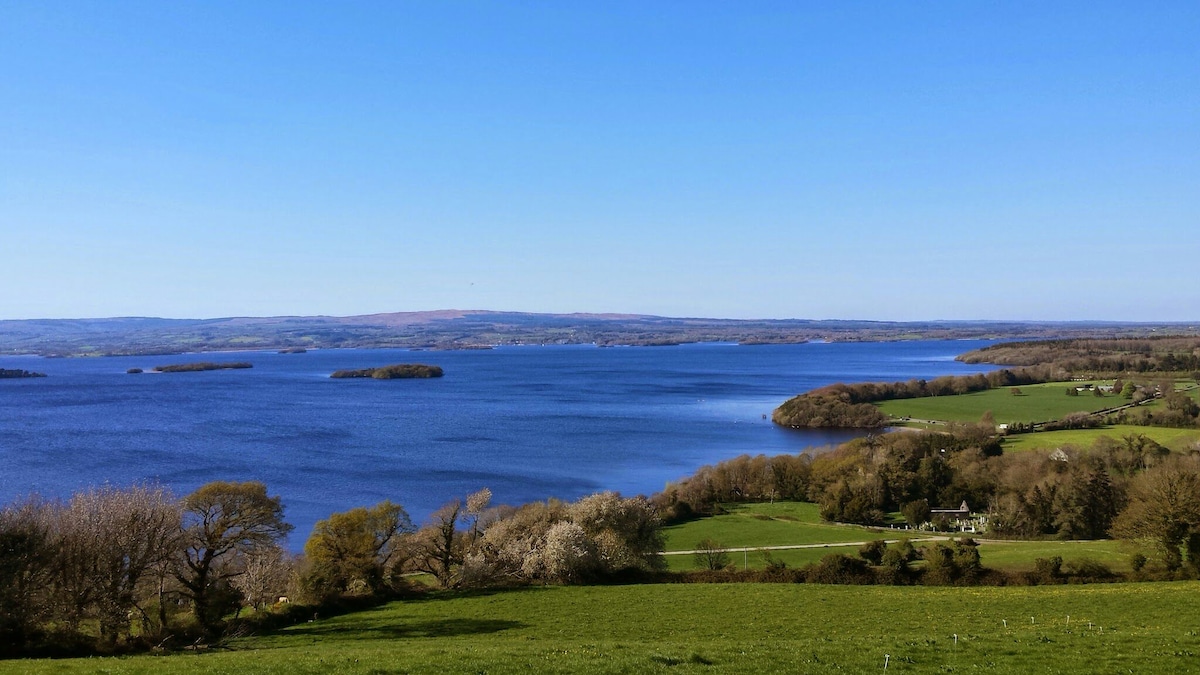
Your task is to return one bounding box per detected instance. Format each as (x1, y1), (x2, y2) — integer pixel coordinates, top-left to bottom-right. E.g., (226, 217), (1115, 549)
(0, 341), (995, 545)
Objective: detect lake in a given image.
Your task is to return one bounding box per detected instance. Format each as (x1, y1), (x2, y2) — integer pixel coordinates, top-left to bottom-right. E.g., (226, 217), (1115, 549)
(0, 341), (996, 546)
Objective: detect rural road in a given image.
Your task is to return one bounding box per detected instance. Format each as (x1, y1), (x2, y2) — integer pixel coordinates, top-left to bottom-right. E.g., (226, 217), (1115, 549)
(663, 537), (951, 556)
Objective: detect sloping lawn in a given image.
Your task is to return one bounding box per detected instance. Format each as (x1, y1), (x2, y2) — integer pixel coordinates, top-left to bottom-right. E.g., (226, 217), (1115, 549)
(662, 502), (888, 551)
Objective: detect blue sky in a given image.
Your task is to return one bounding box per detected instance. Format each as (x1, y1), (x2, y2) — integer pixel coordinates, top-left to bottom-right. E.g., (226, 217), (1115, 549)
(1, 2), (1197, 321)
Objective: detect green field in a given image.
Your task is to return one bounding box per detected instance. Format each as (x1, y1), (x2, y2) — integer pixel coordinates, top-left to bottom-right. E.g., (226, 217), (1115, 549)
(9, 582), (1199, 674)
(661, 502), (1134, 574)
(666, 539), (1132, 573)
(662, 502), (887, 552)
(973, 539), (1129, 572)
(1000, 424), (1200, 453)
(876, 381), (1127, 425)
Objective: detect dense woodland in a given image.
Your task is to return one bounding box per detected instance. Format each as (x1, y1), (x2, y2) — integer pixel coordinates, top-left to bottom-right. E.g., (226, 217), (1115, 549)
(960, 336), (1200, 374)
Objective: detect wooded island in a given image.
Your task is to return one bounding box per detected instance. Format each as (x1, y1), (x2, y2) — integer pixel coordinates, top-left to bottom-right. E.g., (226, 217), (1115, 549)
(330, 363), (443, 379)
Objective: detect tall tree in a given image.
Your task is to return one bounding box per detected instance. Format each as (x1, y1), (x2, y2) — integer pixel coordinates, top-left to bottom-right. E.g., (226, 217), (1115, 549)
(1054, 463), (1119, 540)
(176, 481), (292, 633)
(304, 500), (413, 596)
(0, 499), (54, 652)
(1111, 459), (1200, 571)
(410, 500), (464, 587)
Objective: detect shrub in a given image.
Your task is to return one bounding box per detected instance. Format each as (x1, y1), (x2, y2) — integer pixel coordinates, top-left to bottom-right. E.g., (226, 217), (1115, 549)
(858, 540), (886, 565)
(693, 539), (730, 571)
(1032, 556), (1063, 584)
(805, 554), (874, 585)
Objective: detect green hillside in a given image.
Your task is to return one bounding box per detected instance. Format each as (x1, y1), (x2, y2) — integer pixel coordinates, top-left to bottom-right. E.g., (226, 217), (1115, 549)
(11, 582), (1198, 674)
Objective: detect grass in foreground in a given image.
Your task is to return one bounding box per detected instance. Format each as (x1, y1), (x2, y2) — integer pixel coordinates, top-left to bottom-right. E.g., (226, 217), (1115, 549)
(10, 582), (1200, 674)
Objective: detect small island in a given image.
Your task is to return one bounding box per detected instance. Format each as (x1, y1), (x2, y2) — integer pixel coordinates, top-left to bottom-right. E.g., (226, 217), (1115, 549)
(330, 363), (443, 379)
(278, 347), (308, 354)
(126, 368), (143, 374)
(153, 362), (253, 373)
(0, 368), (47, 379)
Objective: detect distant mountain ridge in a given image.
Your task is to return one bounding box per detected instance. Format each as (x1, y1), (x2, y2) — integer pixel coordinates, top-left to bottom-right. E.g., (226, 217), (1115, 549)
(0, 310), (1196, 357)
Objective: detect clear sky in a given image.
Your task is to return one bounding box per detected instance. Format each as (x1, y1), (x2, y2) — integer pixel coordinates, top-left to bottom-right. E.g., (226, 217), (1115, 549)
(1, 2), (1197, 322)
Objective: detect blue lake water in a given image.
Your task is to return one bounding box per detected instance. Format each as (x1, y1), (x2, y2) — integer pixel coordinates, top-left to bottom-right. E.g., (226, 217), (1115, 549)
(0, 341), (996, 546)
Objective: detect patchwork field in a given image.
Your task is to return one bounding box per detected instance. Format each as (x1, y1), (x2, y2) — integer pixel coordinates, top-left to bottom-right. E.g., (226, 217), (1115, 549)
(10, 582), (1199, 674)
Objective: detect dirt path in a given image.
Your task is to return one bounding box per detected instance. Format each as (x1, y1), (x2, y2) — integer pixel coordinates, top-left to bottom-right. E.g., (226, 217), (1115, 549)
(663, 536), (951, 556)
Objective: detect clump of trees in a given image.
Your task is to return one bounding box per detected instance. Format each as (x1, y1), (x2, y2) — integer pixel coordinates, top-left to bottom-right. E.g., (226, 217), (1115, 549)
(1111, 455), (1200, 574)
(654, 453), (813, 522)
(460, 491), (665, 585)
(301, 500), (414, 599)
(771, 394), (889, 428)
(0, 481), (291, 656)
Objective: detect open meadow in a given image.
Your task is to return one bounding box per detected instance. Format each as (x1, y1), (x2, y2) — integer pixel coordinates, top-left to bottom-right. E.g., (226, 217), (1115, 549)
(661, 502), (1132, 573)
(875, 382), (1125, 425)
(662, 502), (886, 551)
(9, 582), (1198, 674)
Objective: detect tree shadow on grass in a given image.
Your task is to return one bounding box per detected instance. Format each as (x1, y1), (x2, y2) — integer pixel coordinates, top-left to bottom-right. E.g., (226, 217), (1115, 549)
(401, 585), (550, 603)
(281, 618), (525, 641)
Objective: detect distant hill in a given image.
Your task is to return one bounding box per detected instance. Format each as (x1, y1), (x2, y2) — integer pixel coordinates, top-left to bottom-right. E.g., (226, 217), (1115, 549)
(0, 310), (1196, 356)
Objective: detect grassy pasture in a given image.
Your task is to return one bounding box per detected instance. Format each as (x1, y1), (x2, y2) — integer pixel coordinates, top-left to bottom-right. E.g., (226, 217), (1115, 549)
(1000, 425), (1200, 453)
(12, 582), (1200, 674)
(876, 381), (1123, 425)
(665, 540), (1133, 573)
(664, 543), (860, 571)
(661, 502), (1134, 574)
(974, 539), (1129, 573)
(662, 502), (887, 552)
